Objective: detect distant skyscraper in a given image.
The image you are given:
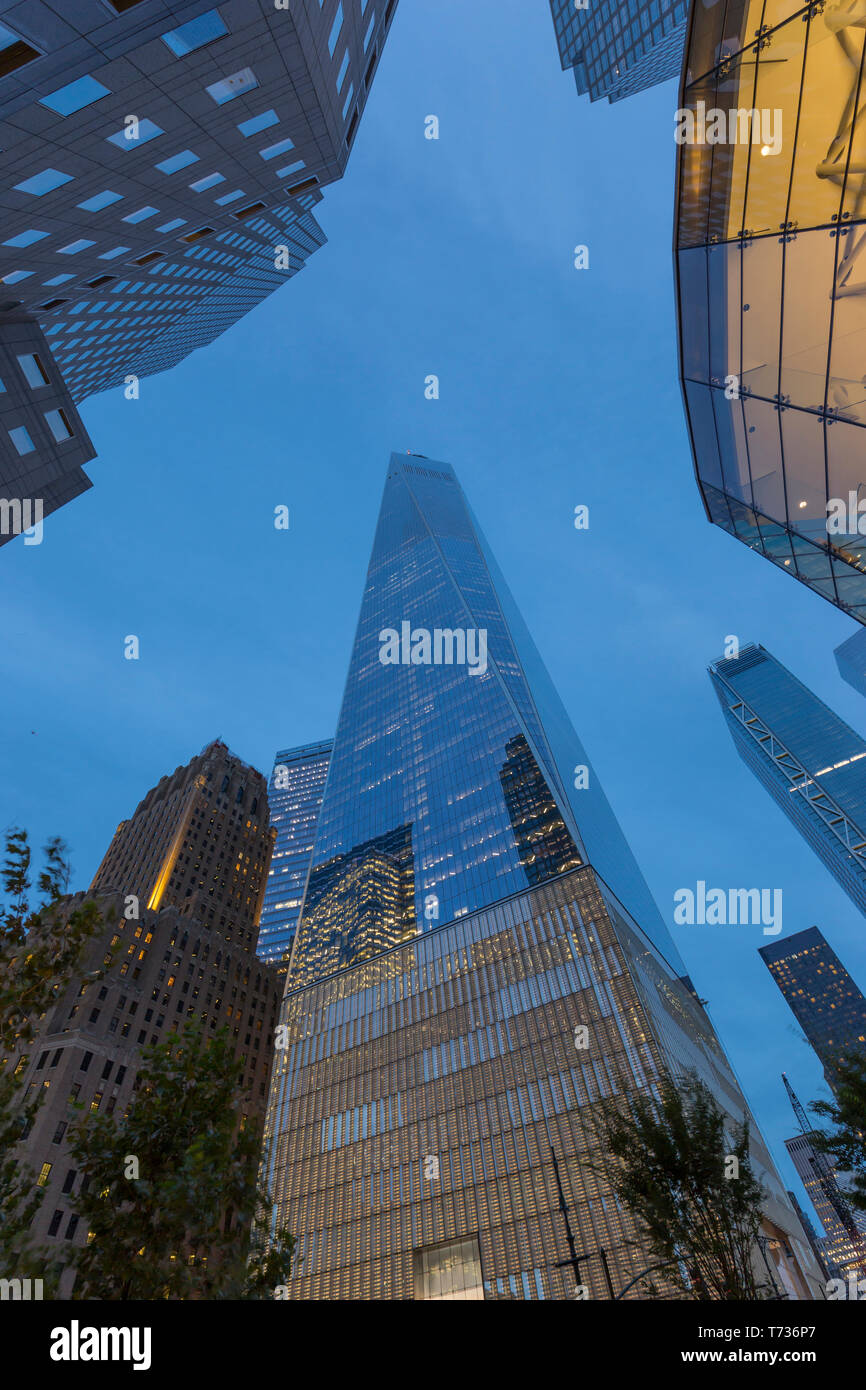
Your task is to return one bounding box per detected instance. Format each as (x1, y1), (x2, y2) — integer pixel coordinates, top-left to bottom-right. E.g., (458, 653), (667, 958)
(835, 628), (866, 701)
(785, 1132), (866, 1279)
(262, 452), (820, 1301)
(0, 0), (398, 542)
(709, 644), (866, 919)
(760, 928), (866, 1096)
(258, 739), (332, 965)
(548, 0), (687, 103)
(676, 1), (866, 620)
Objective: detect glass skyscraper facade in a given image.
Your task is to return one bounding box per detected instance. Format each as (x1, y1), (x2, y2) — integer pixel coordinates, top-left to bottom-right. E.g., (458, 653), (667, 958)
(548, 0), (688, 103)
(0, 0), (398, 541)
(258, 739), (332, 966)
(709, 643), (866, 918)
(760, 927), (866, 1096)
(676, 0), (866, 620)
(262, 453), (820, 1300)
(835, 627), (866, 701)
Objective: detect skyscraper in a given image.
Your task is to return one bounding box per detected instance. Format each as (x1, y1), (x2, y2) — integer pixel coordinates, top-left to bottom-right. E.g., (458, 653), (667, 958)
(2, 739), (282, 1294)
(835, 628), (866, 701)
(760, 927), (866, 1097)
(785, 1132), (866, 1279)
(0, 0), (398, 542)
(709, 643), (866, 919)
(262, 452), (820, 1300)
(258, 739), (332, 967)
(676, 1), (866, 620)
(548, 0), (688, 103)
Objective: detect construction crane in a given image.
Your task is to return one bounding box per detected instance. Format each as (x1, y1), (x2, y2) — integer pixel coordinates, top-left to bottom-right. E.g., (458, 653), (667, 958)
(783, 1072), (866, 1276)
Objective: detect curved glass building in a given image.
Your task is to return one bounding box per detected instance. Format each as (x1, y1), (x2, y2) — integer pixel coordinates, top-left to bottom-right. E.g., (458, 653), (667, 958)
(676, 0), (866, 619)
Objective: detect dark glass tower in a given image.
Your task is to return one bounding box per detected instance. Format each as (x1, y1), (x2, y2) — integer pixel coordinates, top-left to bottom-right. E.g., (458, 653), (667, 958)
(709, 643), (866, 919)
(549, 0), (688, 103)
(258, 740), (332, 966)
(760, 927), (866, 1096)
(263, 453), (820, 1301)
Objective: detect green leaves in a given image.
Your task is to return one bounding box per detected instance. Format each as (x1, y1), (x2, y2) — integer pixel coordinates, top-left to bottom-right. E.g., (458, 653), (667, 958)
(599, 1070), (769, 1300)
(67, 1018), (292, 1300)
(811, 1051), (866, 1214)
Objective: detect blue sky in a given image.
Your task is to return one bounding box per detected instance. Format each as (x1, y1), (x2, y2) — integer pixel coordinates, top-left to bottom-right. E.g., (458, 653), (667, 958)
(2, 0), (864, 1218)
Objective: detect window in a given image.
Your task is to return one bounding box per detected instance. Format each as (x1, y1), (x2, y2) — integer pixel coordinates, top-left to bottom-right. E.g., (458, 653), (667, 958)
(99, 246), (130, 261)
(90, 1092), (103, 1113)
(162, 10), (228, 57)
(57, 239), (96, 255)
(3, 229), (48, 248)
(180, 227), (214, 244)
(9, 426), (35, 456)
(61, 1170), (76, 1195)
(17, 353), (50, 388)
(47, 1209), (63, 1238)
(232, 202), (265, 221)
(238, 110), (278, 137)
(52, 1122), (67, 1145)
(133, 251), (165, 267)
(101, 1060), (113, 1081)
(259, 137), (295, 161)
(40, 76), (110, 116)
(189, 173), (224, 192)
(156, 150), (199, 175)
(44, 409), (74, 442)
(414, 1238), (484, 1301)
(68, 1084), (81, 1104)
(156, 219), (186, 234)
(122, 206), (158, 224)
(14, 168), (73, 196)
(206, 69), (257, 105)
(50, 1048), (63, 1068)
(106, 119), (164, 150)
(0, 22), (40, 78)
(1, 270), (33, 284)
(78, 190), (122, 213)
(79, 1052), (92, 1073)
(37, 1163), (52, 1188)
(116, 1066), (127, 1086)
(65, 1214), (79, 1240)
(328, 3), (344, 57)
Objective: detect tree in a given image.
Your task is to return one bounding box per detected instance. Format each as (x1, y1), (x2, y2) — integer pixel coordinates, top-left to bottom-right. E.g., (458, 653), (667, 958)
(0, 827), (104, 1051)
(0, 828), (104, 1285)
(598, 1070), (770, 1300)
(810, 1051), (866, 1214)
(67, 1018), (293, 1299)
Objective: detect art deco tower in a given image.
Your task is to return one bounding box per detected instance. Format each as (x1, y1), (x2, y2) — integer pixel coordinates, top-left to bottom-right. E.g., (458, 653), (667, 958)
(263, 453), (820, 1300)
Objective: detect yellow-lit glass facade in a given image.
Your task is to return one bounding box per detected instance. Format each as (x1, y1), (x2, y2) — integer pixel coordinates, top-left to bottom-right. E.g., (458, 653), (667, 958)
(677, 0), (866, 618)
(265, 865), (815, 1299)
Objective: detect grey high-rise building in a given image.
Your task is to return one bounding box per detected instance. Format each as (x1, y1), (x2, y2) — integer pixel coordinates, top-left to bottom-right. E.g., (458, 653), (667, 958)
(760, 927), (866, 1097)
(709, 644), (866, 919)
(835, 629), (866, 702)
(258, 739), (332, 967)
(548, 0), (688, 103)
(0, 0), (398, 543)
(2, 740), (282, 1295)
(261, 452), (820, 1301)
